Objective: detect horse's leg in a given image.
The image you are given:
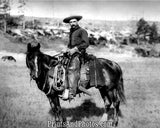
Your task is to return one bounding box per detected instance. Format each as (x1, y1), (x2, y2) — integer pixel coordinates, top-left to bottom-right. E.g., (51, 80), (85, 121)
(112, 88), (120, 127)
(48, 94), (66, 128)
(99, 87), (112, 122)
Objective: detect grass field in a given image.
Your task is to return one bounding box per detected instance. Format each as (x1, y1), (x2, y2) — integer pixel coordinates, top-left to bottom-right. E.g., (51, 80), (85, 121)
(1, 54), (160, 128)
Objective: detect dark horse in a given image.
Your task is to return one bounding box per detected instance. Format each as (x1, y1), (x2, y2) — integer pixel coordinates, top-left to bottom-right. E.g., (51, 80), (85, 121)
(26, 43), (126, 127)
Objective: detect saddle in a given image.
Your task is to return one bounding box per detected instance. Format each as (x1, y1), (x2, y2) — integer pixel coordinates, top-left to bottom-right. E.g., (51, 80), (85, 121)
(61, 53), (106, 88)
(86, 54), (106, 88)
(47, 53), (106, 93)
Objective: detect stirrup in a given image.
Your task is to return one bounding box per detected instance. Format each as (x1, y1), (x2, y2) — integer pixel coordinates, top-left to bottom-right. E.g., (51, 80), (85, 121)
(59, 89), (69, 100)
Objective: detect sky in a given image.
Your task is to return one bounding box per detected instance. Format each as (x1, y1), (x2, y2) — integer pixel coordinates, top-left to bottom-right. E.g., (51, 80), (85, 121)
(10, 0), (160, 21)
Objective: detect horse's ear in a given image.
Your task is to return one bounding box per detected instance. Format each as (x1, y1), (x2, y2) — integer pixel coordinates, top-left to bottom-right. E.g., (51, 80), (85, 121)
(27, 43), (31, 52)
(37, 43), (41, 50)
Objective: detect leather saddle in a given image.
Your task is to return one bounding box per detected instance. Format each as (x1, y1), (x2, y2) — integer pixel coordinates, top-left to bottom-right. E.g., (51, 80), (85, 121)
(86, 54), (106, 88)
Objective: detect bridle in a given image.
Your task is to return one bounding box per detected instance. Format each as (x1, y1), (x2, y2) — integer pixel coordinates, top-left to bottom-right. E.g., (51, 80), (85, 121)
(26, 52), (67, 95)
(26, 53), (51, 95)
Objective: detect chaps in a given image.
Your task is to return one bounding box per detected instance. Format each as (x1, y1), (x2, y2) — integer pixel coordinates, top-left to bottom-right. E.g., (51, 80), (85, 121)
(67, 56), (80, 96)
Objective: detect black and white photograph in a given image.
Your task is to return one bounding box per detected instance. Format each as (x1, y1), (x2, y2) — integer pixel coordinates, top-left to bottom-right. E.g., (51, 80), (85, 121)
(0, 0), (160, 128)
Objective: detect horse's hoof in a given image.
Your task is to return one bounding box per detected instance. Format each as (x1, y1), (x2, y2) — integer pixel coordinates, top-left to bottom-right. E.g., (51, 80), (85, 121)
(105, 120), (114, 127)
(100, 113), (108, 122)
(112, 121), (118, 127)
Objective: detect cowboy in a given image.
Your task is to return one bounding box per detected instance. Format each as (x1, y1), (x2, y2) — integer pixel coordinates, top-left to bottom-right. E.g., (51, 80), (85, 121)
(62, 15), (89, 100)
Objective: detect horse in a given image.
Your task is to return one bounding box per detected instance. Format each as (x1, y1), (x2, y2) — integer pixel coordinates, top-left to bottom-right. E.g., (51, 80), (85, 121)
(26, 43), (126, 127)
(26, 43), (66, 126)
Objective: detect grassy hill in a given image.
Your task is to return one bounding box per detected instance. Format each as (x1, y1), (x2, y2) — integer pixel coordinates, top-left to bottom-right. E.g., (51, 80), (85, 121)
(0, 31), (26, 53)
(0, 30), (67, 53)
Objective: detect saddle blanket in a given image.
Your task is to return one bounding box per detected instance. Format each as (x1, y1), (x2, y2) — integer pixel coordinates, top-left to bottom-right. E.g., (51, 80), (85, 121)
(47, 55), (106, 89)
(88, 55), (105, 88)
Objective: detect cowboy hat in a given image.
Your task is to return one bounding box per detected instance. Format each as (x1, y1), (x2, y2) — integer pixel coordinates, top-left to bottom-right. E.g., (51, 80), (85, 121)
(63, 15), (82, 23)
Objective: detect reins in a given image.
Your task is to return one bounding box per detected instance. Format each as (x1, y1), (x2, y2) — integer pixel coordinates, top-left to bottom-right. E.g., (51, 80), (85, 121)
(42, 73), (52, 96)
(26, 55), (33, 86)
(41, 63), (53, 96)
(27, 51), (67, 96)
(53, 51), (64, 57)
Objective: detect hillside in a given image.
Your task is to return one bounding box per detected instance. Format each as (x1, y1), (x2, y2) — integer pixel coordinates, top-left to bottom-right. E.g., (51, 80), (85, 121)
(0, 31), (67, 53)
(0, 31), (26, 53)
(24, 16), (160, 33)
(1, 17), (160, 58)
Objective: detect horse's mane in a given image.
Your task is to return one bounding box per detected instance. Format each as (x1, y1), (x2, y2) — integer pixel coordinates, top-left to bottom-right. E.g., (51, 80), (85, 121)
(40, 52), (58, 67)
(26, 48), (58, 70)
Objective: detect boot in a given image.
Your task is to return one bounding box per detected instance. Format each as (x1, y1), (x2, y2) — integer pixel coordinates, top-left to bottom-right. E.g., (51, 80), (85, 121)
(68, 86), (77, 100)
(60, 89), (69, 100)
(61, 88), (76, 101)
(65, 55), (80, 101)
(78, 82), (92, 96)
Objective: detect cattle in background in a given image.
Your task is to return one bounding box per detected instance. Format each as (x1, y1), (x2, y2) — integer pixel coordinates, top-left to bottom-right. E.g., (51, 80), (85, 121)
(129, 34), (138, 44)
(89, 34), (97, 45)
(97, 36), (107, 46)
(89, 34), (108, 46)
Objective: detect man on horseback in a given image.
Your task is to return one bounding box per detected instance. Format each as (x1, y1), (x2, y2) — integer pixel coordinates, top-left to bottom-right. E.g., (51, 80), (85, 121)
(62, 15), (90, 100)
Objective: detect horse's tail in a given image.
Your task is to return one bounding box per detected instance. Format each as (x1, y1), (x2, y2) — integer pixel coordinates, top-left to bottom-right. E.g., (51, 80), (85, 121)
(117, 72), (126, 104)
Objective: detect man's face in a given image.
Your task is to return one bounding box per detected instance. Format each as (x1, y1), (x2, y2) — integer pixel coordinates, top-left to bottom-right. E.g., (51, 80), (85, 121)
(69, 19), (78, 28)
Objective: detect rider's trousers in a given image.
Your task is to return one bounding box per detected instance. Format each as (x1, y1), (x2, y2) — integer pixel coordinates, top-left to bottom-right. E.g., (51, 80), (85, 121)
(67, 53), (90, 96)
(67, 56), (80, 96)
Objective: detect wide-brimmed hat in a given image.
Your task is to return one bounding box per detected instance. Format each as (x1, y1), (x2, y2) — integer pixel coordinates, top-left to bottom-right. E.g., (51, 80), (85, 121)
(63, 15), (82, 23)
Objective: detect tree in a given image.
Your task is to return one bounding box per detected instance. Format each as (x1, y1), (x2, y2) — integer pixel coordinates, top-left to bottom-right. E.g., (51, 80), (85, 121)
(149, 22), (158, 44)
(18, 0), (26, 14)
(17, 0), (27, 29)
(0, 0), (10, 32)
(0, 0), (10, 13)
(136, 18), (151, 41)
(33, 19), (42, 29)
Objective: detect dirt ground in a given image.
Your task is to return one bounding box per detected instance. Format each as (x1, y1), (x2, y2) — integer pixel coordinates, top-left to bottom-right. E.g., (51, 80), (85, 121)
(0, 51), (160, 128)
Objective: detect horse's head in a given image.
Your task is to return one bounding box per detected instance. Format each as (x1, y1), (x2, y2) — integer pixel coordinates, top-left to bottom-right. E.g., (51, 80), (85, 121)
(26, 43), (42, 80)
(26, 43), (59, 80)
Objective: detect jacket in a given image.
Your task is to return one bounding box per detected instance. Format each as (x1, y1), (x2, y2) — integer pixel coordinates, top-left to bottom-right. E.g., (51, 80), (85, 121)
(68, 25), (89, 52)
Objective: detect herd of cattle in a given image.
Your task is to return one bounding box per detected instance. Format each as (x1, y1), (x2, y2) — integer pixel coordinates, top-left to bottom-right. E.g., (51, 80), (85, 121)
(4, 24), (160, 58)
(6, 25), (137, 45)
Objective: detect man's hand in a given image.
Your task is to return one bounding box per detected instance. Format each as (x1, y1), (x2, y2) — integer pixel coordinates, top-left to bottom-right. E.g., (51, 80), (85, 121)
(61, 47), (68, 53)
(67, 47), (78, 55)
